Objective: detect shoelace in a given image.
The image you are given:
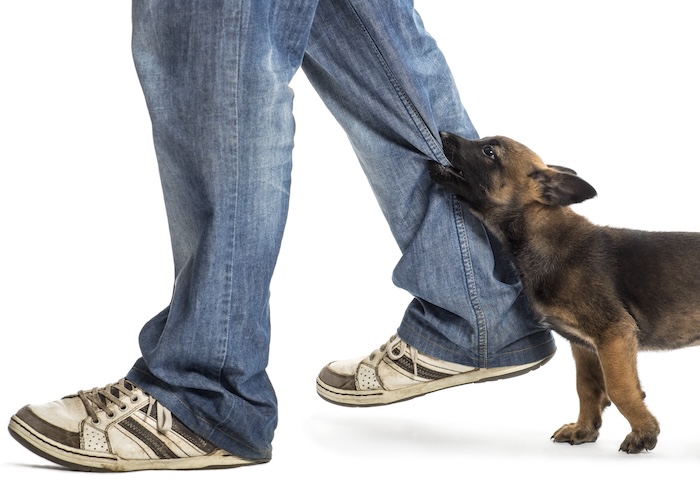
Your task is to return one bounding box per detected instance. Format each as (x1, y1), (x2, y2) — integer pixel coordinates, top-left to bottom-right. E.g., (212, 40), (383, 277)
(369, 334), (419, 376)
(77, 378), (172, 433)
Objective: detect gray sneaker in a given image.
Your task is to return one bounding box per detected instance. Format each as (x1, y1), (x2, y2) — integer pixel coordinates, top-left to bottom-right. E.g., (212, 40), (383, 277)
(317, 334), (553, 406)
(8, 379), (267, 471)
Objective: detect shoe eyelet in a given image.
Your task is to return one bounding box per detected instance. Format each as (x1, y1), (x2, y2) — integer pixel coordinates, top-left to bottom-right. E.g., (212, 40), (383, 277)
(131, 395), (140, 403)
(119, 404), (128, 411)
(106, 411), (116, 419)
(92, 418), (101, 425)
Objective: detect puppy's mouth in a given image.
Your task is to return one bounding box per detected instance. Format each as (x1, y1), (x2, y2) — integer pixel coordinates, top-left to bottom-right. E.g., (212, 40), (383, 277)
(429, 161), (465, 181)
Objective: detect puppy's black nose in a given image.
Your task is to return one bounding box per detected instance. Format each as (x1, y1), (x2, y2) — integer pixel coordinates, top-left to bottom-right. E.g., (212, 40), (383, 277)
(439, 131), (457, 147)
(439, 131), (453, 140)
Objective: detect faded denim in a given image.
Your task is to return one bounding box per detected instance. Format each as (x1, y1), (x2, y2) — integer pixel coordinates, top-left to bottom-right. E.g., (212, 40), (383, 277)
(128, 0), (555, 461)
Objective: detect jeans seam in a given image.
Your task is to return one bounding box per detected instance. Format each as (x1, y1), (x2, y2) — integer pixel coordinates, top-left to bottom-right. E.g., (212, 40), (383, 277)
(345, 0), (488, 365)
(452, 197), (489, 367)
(344, 0), (448, 165)
(217, 4), (243, 429)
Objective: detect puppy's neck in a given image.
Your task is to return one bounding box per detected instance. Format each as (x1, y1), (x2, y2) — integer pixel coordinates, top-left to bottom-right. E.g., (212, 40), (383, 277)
(491, 204), (593, 264)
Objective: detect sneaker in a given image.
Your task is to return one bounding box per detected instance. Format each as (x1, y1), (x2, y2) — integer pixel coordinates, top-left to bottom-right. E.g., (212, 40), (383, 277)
(8, 379), (268, 472)
(317, 334), (553, 406)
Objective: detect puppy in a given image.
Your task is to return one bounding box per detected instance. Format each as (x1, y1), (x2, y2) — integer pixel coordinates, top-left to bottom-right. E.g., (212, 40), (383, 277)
(430, 133), (700, 453)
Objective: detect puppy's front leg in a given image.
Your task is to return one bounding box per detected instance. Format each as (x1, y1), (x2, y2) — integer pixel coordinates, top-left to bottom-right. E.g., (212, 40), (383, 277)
(596, 326), (659, 453)
(552, 343), (610, 445)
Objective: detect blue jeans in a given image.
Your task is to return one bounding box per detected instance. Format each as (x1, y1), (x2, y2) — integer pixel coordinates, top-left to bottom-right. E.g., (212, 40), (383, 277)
(128, 0), (555, 461)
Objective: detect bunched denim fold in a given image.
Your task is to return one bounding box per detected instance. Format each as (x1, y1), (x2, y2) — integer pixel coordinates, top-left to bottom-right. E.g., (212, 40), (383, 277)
(127, 0), (555, 461)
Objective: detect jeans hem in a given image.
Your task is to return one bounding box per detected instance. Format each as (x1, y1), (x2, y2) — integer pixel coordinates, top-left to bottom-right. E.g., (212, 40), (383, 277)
(126, 365), (274, 462)
(398, 322), (557, 369)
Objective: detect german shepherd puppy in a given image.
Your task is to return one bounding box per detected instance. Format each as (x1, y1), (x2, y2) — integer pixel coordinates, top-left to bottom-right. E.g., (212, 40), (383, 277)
(430, 132), (700, 453)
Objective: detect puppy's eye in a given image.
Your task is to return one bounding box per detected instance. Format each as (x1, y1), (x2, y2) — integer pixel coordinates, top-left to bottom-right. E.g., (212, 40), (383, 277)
(482, 146), (496, 159)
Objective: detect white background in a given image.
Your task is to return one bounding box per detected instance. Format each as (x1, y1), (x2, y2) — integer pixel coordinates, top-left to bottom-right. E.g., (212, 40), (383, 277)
(1, 1), (699, 497)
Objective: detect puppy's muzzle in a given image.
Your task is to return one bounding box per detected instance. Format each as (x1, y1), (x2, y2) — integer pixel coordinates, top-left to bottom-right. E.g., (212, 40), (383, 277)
(429, 161), (464, 183)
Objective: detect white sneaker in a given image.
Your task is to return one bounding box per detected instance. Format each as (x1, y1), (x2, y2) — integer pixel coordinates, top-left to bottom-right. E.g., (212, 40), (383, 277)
(317, 334), (553, 406)
(8, 379), (268, 471)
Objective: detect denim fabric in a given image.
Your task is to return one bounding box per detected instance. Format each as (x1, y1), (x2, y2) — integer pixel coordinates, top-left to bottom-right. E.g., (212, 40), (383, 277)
(128, 0), (555, 461)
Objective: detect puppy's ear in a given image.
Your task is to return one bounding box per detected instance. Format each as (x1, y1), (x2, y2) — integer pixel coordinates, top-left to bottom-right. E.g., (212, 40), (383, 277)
(547, 164), (578, 176)
(531, 168), (597, 206)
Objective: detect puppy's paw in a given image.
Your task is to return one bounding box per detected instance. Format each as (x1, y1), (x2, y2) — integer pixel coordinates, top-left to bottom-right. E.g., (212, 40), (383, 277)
(551, 423), (600, 445)
(619, 429), (658, 454)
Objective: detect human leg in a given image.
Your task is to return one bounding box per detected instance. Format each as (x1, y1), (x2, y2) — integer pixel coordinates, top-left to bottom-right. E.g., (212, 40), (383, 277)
(9, 0), (320, 468)
(125, 0), (322, 461)
(305, 0), (555, 403)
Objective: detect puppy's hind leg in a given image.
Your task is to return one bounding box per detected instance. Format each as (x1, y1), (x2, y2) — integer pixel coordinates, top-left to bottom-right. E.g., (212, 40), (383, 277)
(552, 343), (611, 445)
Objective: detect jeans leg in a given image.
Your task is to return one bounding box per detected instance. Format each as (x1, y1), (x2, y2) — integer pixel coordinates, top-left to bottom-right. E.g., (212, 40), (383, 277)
(127, 0), (318, 460)
(303, 0), (555, 367)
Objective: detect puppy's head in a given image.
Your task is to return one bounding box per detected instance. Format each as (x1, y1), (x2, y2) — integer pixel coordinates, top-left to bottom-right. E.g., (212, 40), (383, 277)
(430, 133), (597, 222)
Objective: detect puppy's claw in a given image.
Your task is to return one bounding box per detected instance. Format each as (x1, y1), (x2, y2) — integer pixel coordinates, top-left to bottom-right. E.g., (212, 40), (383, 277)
(552, 422), (600, 446)
(618, 429), (658, 454)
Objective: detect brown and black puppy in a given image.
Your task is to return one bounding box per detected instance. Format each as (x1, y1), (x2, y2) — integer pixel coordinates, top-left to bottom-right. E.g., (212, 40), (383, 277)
(430, 132), (700, 453)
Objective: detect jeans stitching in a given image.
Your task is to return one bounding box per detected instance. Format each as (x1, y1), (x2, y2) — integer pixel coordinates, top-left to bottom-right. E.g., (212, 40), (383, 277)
(217, 3), (243, 433)
(344, 0), (448, 165)
(345, 0), (488, 365)
(452, 197), (488, 367)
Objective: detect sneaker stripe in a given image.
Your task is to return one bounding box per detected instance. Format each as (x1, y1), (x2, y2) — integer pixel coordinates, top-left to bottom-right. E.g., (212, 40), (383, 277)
(392, 355), (452, 380)
(139, 406), (217, 454)
(119, 417), (179, 459)
(171, 418), (217, 454)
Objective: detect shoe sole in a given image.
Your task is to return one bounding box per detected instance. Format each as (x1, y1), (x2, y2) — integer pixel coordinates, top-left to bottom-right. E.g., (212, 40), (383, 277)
(8, 416), (269, 472)
(316, 354), (554, 407)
